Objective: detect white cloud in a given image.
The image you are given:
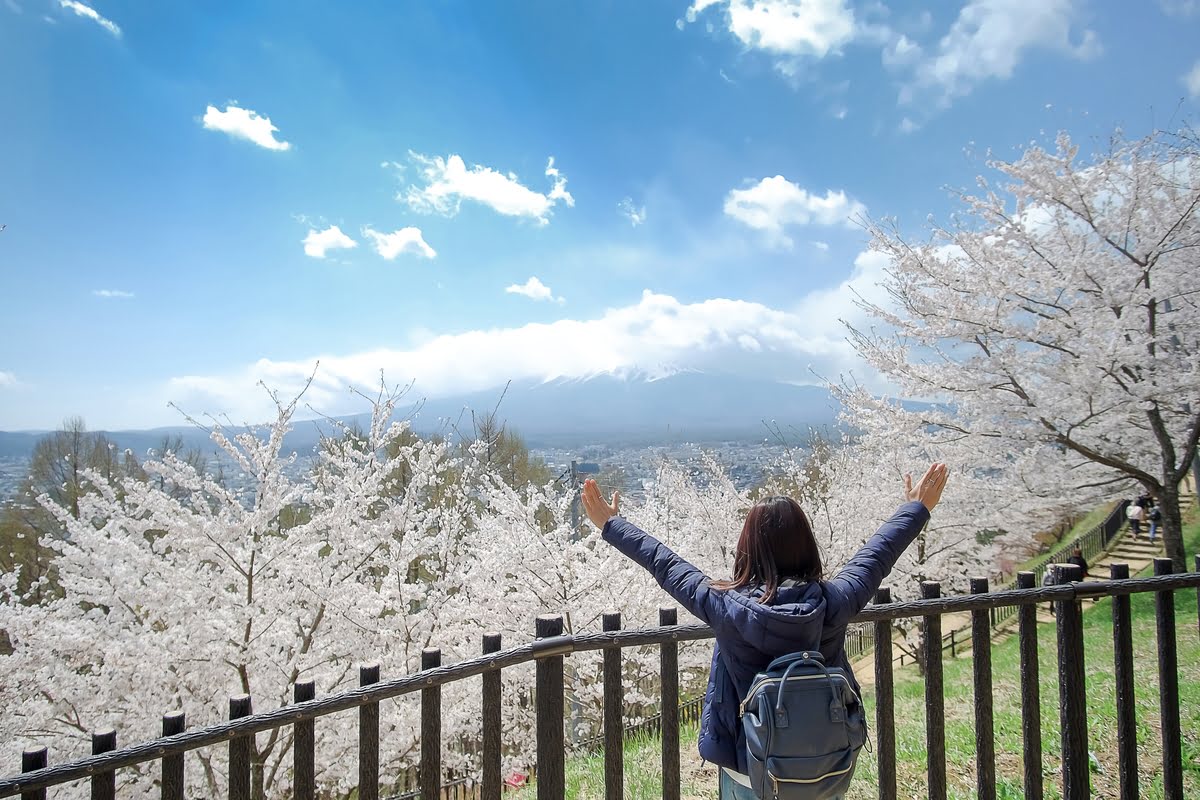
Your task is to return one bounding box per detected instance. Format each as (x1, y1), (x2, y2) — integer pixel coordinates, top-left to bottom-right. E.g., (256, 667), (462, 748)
(899, 117), (919, 134)
(302, 226), (357, 259)
(1184, 60), (1200, 97)
(724, 176), (866, 247)
(165, 274), (887, 422)
(617, 197), (647, 226)
(811, 241), (830, 251)
(1159, 0), (1198, 16)
(505, 277), (564, 304)
(202, 104), (291, 151)
(0, 371), (19, 388)
(93, 289), (134, 298)
(59, 0), (120, 37)
(363, 227), (437, 260)
(687, 0), (856, 60)
(908, 0), (1100, 105)
(882, 34), (922, 68)
(403, 152), (573, 225)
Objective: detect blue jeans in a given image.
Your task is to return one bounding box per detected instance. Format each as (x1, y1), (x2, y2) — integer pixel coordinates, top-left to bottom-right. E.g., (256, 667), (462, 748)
(1149, 521), (1158, 541)
(718, 769), (844, 800)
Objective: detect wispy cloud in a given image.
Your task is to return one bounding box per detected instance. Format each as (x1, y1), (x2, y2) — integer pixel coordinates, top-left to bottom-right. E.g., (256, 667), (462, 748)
(402, 153), (573, 225)
(902, 0), (1099, 107)
(724, 176), (866, 247)
(302, 225), (357, 258)
(617, 197), (647, 227)
(93, 289), (134, 298)
(363, 227), (437, 260)
(202, 104), (291, 151)
(504, 277), (564, 304)
(164, 253), (893, 423)
(1184, 60), (1200, 97)
(0, 371), (20, 388)
(59, 0), (120, 37)
(685, 0), (856, 63)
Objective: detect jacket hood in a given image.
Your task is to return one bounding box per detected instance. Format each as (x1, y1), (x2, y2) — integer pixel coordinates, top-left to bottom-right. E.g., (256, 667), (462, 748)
(723, 580), (827, 656)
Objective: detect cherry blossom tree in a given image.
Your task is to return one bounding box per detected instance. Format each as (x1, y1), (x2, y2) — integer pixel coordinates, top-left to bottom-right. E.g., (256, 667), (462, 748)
(850, 129), (1200, 570)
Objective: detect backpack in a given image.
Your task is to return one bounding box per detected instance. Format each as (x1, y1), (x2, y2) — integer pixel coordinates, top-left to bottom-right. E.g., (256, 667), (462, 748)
(740, 650), (867, 799)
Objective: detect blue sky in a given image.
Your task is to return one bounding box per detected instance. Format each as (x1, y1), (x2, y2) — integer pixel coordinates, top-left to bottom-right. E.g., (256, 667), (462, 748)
(1, 0), (1198, 430)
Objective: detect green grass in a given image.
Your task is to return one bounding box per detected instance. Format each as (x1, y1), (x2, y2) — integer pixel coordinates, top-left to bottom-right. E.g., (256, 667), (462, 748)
(508, 722), (708, 800)
(515, 511), (1198, 799)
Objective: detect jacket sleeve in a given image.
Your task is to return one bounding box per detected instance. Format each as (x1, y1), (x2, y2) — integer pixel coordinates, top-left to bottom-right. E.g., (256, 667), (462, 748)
(601, 517), (728, 629)
(823, 501), (930, 627)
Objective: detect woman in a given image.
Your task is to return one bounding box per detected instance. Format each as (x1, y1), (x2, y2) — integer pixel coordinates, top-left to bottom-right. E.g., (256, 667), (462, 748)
(581, 462), (949, 799)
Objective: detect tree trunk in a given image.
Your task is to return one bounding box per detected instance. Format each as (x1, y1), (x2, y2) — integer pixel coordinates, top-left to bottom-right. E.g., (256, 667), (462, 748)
(1158, 482), (1187, 573)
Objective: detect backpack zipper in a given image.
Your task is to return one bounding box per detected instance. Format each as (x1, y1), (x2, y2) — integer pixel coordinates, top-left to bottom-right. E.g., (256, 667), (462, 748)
(739, 673), (855, 717)
(769, 762), (854, 786)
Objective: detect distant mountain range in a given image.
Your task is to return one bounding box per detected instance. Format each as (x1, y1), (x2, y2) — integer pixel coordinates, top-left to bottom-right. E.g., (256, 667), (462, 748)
(0, 372), (843, 457)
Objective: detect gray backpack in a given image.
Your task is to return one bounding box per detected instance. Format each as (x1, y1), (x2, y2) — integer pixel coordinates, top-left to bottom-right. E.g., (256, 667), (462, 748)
(740, 650), (866, 799)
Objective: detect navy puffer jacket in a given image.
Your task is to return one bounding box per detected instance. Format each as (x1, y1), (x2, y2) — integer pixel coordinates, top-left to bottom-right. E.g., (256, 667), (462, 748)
(601, 501), (929, 773)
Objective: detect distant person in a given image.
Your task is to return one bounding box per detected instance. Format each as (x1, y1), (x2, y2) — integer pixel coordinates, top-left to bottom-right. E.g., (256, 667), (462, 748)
(582, 463), (949, 800)
(1147, 502), (1162, 543)
(1125, 501), (1144, 539)
(1067, 546), (1089, 579)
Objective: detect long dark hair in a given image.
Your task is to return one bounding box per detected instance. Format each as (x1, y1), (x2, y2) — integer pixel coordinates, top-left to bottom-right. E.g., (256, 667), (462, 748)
(711, 495), (822, 604)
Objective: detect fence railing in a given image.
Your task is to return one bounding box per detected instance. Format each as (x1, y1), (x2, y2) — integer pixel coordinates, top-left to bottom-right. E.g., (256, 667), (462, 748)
(3, 556), (1199, 800)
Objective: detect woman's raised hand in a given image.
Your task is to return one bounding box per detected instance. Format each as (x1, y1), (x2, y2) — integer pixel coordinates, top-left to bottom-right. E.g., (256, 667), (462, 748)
(581, 478), (620, 530)
(904, 462), (949, 512)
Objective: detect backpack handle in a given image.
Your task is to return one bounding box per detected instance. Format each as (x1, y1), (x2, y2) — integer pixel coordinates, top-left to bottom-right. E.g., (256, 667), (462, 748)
(772, 651), (846, 729)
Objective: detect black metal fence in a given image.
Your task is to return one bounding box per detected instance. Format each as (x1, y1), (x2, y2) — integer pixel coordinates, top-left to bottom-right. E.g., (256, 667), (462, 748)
(3, 555), (1198, 800)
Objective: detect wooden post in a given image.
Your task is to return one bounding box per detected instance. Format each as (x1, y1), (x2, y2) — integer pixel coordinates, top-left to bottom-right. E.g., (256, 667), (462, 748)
(970, 577), (995, 800)
(1154, 559), (1183, 800)
(21, 746), (47, 800)
(1054, 564), (1088, 800)
(921, 581), (946, 800)
(161, 711), (186, 800)
(602, 612), (623, 800)
(535, 615), (565, 800)
(421, 648), (443, 800)
(90, 729), (116, 800)
(1109, 563), (1138, 800)
(228, 695), (253, 800)
(659, 607), (680, 800)
(1016, 572), (1042, 800)
(481, 634), (502, 800)
(359, 663), (380, 800)
(873, 588), (896, 800)
(293, 681), (315, 800)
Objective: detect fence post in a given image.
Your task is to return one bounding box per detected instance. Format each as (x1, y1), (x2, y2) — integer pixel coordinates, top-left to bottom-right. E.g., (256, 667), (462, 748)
(481, 634), (502, 800)
(421, 648), (443, 800)
(293, 681), (315, 800)
(1054, 564), (1088, 800)
(873, 588), (896, 800)
(21, 746), (47, 800)
(89, 729), (116, 800)
(921, 581), (946, 800)
(1154, 558), (1183, 800)
(535, 615), (565, 800)
(358, 663), (380, 800)
(228, 695), (253, 800)
(1016, 572), (1042, 800)
(970, 577), (995, 800)
(659, 606), (680, 800)
(1109, 563), (1137, 800)
(602, 612), (623, 800)
(161, 711), (186, 800)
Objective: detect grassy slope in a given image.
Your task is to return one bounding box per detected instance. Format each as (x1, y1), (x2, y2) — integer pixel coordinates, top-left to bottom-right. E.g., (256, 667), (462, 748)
(516, 513), (1199, 799)
(850, 513), (1200, 799)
